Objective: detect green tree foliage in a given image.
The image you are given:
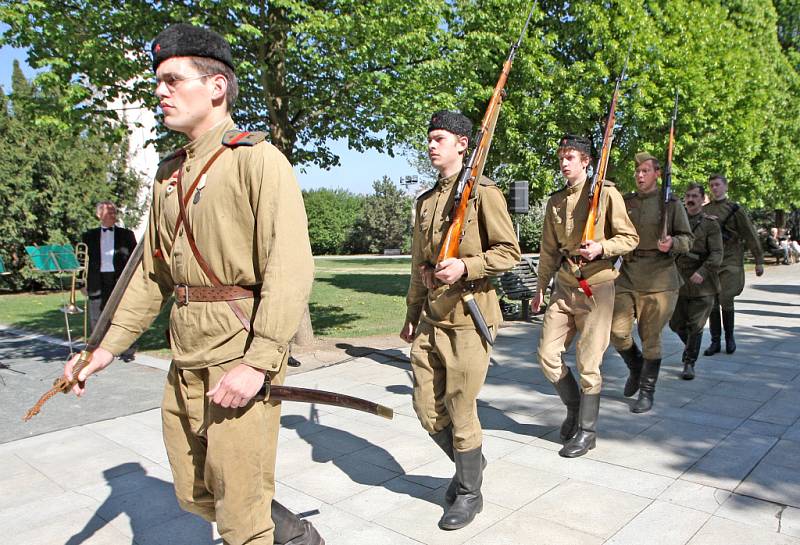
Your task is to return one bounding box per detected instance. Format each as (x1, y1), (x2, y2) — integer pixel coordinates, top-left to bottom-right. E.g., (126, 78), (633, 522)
(302, 188), (363, 255)
(0, 0), (456, 166)
(348, 177), (413, 254)
(0, 64), (146, 289)
(2, 0), (797, 210)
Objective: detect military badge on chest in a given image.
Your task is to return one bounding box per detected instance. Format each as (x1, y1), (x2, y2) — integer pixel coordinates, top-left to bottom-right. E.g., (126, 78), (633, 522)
(193, 174), (208, 205)
(164, 169), (180, 196)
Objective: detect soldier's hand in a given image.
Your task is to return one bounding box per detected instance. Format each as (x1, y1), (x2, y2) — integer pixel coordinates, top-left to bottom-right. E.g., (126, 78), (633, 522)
(658, 235), (673, 253)
(755, 264), (764, 277)
(207, 363), (267, 408)
(434, 258), (466, 284)
(64, 347), (114, 397)
(419, 264), (437, 289)
(690, 272), (704, 284)
(530, 291), (544, 314)
(578, 240), (604, 261)
(399, 321), (415, 343)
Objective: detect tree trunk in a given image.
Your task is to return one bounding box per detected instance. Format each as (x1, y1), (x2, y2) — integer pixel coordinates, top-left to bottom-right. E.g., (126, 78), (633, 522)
(293, 304), (314, 346)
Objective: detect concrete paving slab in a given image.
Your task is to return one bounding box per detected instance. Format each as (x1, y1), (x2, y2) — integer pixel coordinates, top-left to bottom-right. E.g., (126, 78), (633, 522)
(782, 507), (800, 539)
(687, 515), (800, 545)
(518, 480), (650, 539)
(715, 493), (782, 531)
(657, 480), (731, 514)
(682, 431), (778, 491)
(606, 500), (711, 545)
(464, 513), (604, 545)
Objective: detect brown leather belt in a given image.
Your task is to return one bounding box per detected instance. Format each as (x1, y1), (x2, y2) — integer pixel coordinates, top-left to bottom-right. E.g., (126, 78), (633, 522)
(174, 284), (261, 306)
(632, 249), (665, 257)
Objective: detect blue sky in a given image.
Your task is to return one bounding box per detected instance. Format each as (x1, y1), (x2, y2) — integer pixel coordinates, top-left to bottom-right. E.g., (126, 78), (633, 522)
(0, 39), (418, 195)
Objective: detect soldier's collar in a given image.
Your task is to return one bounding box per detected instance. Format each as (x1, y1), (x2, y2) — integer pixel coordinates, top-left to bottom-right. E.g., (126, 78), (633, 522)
(183, 116), (235, 159)
(566, 177), (586, 195)
(713, 195), (728, 203)
(637, 187), (660, 198)
(437, 172), (460, 191)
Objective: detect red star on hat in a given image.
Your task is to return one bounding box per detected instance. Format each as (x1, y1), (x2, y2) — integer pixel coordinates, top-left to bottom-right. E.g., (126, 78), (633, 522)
(154, 44), (161, 53)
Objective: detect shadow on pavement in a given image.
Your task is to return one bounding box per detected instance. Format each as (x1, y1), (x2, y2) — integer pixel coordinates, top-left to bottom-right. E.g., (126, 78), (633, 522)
(65, 462), (219, 545)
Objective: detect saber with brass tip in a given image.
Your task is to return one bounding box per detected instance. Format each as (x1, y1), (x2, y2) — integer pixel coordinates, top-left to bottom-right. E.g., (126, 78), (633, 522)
(259, 385), (394, 419)
(23, 237), (147, 421)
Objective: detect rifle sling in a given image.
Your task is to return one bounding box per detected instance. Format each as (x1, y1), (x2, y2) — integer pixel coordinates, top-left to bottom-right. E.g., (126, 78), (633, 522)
(175, 149), (254, 332)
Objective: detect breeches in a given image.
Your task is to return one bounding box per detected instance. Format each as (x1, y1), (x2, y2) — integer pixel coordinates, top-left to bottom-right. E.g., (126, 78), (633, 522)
(717, 266), (745, 310)
(611, 288), (679, 359)
(162, 358), (286, 545)
(410, 321), (490, 452)
(537, 279), (615, 395)
(669, 295), (715, 338)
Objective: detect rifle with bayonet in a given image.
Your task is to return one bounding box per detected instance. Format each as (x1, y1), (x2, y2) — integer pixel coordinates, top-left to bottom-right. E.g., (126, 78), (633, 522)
(24, 238), (393, 422)
(570, 56), (629, 299)
(660, 90), (679, 241)
(436, 3), (537, 345)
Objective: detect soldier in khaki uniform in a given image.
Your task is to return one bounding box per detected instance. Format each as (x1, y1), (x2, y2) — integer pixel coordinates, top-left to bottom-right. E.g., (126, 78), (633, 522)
(400, 111), (520, 530)
(533, 135), (638, 458)
(669, 183), (723, 380)
(611, 152), (693, 413)
(64, 24), (322, 545)
(702, 174), (764, 355)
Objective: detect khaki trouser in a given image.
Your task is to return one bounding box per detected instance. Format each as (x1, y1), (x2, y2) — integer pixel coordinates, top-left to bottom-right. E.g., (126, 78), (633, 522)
(162, 357), (287, 545)
(410, 321), (490, 452)
(718, 265), (745, 310)
(611, 288), (679, 359)
(669, 294), (715, 338)
(538, 279), (615, 394)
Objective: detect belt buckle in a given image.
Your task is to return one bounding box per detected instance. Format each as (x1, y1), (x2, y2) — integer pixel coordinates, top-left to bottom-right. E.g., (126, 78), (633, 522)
(176, 283), (190, 306)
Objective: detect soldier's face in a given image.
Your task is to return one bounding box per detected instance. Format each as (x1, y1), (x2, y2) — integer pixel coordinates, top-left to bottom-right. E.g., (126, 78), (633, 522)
(427, 130), (468, 174)
(635, 160), (660, 193)
(684, 188), (703, 215)
(154, 57), (217, 135)
(558, 149), (589, 183)
(709, 177), (727, 200)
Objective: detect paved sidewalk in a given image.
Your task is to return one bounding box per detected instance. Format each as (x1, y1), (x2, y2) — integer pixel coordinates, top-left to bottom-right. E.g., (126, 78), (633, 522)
(1, 264), (799, 544)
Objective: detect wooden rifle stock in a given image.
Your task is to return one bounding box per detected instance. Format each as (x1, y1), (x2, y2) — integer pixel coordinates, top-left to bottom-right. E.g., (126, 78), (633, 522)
(581, 59), (628, 245)
(660, 91), (679, 241)
(437, 4), (536, 262)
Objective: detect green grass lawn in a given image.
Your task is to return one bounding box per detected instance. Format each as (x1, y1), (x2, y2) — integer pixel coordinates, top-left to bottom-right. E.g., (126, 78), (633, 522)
(0, 258), (413, 351)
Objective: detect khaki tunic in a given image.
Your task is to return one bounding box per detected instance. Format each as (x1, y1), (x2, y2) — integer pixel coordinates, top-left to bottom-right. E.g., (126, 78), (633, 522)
(406, 173), (519, 451)
(537, 178), (639, 393)
(670, 213), (724, 338)
(611, 189), (693, 359)
(99, 117), (313, 545)
(100, 117), (314, 371)
(703, 197), (763, 309)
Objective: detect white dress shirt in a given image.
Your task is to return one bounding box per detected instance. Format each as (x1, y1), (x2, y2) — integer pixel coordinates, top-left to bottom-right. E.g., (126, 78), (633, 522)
(100, 226), (115, 272)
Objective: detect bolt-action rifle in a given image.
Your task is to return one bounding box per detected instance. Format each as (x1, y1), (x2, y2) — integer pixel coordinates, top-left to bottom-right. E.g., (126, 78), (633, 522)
(660, 90), (679, 241)
(436, 3), (536, 345)
(571, 57), (629, 299)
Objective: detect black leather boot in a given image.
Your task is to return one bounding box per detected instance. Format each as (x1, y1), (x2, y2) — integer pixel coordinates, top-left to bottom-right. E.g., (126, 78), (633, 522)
(430, 426), (457, 504)
(632, 359), (661, 413)
(681, 332), (702, 380)
(559, 393), (599, 458)
(704, 305), (721, 356)
(553, 370), (581, 441)
(722, 310), (736, 354)
(272, 500), (325, 545)
(439, 447), (484, 530)
(617, 344), (644, 397)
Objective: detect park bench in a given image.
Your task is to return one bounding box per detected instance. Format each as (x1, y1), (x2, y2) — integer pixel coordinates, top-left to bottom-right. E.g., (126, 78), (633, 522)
(497, 256), (540, 321)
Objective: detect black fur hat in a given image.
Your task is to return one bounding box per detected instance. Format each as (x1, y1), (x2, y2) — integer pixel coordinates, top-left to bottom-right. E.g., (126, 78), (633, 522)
(151, 23), (234, 72)
(558, 134), (593, 157)
(428, 111), (473, 139)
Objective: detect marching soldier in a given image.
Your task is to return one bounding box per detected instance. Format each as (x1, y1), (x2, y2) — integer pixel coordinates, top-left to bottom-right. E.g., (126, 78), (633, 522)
(702, 173), (764, 355)
(400, 111), (520, 530)
(64, 24), (322, 545)
(611, 152), (693, 413)
(533, 135), (638, 458)
(669, 183), (723, 379)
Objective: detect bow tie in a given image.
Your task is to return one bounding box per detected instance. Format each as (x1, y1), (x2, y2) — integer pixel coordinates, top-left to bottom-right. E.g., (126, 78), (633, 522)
(102, 227), (114, 232)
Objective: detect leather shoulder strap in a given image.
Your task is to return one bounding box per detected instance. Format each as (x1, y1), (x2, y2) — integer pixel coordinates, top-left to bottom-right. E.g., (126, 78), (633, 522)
(175, 161), (253, 332)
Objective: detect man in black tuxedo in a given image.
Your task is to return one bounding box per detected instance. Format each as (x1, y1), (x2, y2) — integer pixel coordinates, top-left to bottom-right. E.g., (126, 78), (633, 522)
(82, 201), (138, 360)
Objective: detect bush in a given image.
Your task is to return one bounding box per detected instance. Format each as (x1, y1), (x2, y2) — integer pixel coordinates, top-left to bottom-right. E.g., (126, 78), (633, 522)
(302, 188), (364, 255)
